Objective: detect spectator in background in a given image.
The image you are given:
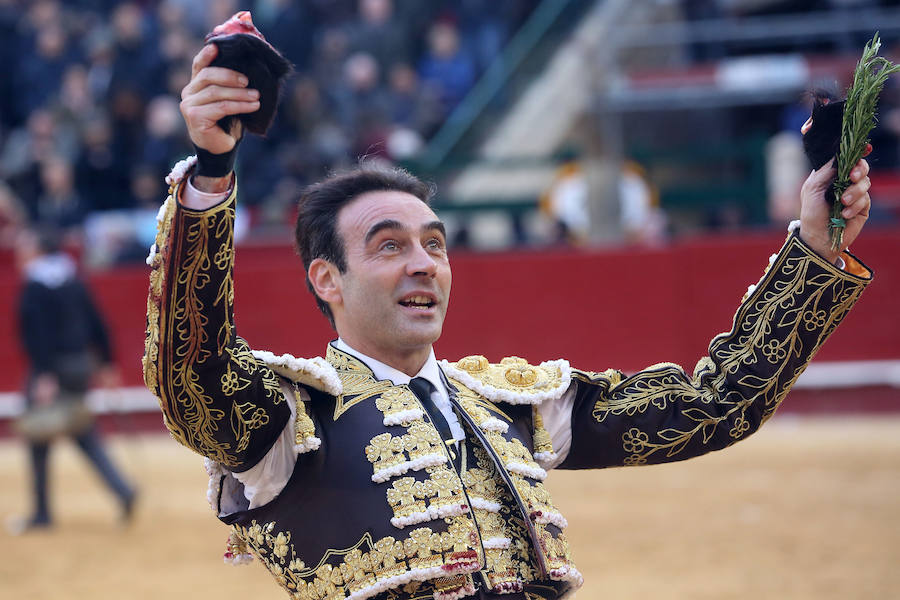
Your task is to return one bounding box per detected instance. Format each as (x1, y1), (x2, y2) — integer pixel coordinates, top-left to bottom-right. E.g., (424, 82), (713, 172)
(348, 0), (410, 73)
(418, 19), (476, 117)
(252, 0), (313, 72)
(333, 52), (392, 156)
(84, 30), (115, 101)
(109, 2), (163, 98)
(0, 109), (79, 212)
(7, 227), (136, 534)
(107, 85), (147, 179)
(36, 155), (87, 235)
(52, 64), (103, 141)
(540, 152), (591, 244)
(141, 95), (191, 180)
(14, 21), (74, 124)
(276, 76), (347, 186)
(387, 62), (443, 139)
(618, 159), (667, 246)
(0, 0), (543, 253)
(313, 26), (351, 92)
(76, 116), (131, 213)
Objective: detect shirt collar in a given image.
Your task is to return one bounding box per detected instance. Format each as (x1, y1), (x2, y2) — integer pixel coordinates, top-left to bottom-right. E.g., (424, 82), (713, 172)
(334, 338), (445, 394)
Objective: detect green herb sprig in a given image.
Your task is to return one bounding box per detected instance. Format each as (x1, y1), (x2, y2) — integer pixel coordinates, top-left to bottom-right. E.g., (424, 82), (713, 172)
(832, 33), (900, 251)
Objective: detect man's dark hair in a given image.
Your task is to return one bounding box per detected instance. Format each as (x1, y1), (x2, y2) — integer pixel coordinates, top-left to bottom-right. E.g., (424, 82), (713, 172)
(294, 164), (434, 325)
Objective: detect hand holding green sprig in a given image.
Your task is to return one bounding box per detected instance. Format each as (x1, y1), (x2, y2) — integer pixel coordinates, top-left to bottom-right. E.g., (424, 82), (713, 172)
(831, 33), (900, 250)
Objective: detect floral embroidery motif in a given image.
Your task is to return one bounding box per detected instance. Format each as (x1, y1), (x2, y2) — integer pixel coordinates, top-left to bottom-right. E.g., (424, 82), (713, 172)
(365, 422), (448, 484)
(233, 521), (480, 600)
(439, 357), (571, 406)
(144, 179), (283, 467)
(386, 466), (469, 529)
(585, 234), (868, 467)
(377, 387), (424, 426)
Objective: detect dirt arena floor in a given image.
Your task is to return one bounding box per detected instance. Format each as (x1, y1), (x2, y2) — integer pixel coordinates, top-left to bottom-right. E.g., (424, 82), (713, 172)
(1, 415), (898, 600)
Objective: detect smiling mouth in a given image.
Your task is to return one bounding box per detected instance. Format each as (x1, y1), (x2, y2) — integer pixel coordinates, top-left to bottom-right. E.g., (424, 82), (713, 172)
(399, 295), (436, 310)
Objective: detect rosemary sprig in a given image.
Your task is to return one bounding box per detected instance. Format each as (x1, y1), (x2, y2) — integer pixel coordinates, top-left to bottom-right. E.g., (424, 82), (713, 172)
(832, 33), (900, 251)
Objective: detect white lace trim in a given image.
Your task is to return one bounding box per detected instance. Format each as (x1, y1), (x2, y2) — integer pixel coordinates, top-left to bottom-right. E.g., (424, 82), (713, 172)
(345, 559), (480, 600)
(438, 359), (571, 406)
(788, 219), (801, 233)
(468, 497), (502, 513)
(532, 509), (568, 529)
(146, 196), (174, 266)
(549, 564), (584, 588)
(390, 503), (469, 529)
(251, 350), (342, 395)
(506, 461), (547, 481)
(533, 451), (557, 467)
(223, 553), (254, 565)
(372, 453), (447, 483)
(204, 457), (225, 512)
(383, 408), (424, 426)
(490, 580), (524, 594)
(482, 536), (512, 550)
(478, 417), (508, 433)
(165, 155), (197, 186)
(294, 436), (322, 454)
(746, 284), (757, 296)
(434, 581), (477, 600)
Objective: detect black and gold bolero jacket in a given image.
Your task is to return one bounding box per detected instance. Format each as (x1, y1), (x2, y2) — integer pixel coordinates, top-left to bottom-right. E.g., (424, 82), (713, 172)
(143, 162), (871, 600)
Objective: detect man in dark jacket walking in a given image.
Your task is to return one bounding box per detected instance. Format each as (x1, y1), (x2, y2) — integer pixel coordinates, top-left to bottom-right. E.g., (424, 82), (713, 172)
(8, 227), (136, 534)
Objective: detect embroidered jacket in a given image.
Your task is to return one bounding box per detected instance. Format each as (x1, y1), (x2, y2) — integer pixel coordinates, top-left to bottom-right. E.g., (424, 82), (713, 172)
(143, 165), (871, 600)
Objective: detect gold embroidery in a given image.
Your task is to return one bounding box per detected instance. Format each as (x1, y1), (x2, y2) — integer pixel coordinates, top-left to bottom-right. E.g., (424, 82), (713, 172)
(387, 477), (428, 519)
(505, 364), (538, 386)
(365, 432), (407, 473)
(144, 180), (286, 467)
(404, 420), (444, 461)
(466, 446), (538, 587)
(446, 356), (566, 396)
(326, 345), (373, 373)
(456, 355), (489, 373)
(375, 387), (422, 420)
(532, 407), (553, 456)
(334, 373), (394, 421)
(291, 383), (318, 446)
(591, 235), (868, 465)
(234, 518), (480, 600)
(453, 382), (513, 424)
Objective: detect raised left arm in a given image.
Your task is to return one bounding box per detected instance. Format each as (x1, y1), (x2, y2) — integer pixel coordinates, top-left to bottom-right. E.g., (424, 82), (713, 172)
(559, 158), (873, 470)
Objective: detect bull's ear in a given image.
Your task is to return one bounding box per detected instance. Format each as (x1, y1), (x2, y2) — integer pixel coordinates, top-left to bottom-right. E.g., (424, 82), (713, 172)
(802, 98), (845, 170)
(208, 34), (293, 136)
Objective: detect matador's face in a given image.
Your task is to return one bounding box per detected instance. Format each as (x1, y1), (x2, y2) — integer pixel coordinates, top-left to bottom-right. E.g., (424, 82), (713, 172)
(323, 190), (452, 362)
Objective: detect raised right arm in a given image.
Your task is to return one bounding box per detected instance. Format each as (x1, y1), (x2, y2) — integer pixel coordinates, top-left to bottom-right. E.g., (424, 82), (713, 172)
(142, 45), (288, 471)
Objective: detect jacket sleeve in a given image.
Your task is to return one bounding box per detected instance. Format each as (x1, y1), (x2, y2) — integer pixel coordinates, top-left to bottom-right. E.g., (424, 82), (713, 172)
(19, 283), (54, 374)
(79, 280), (114, 365)
(143, 168), (290, 471)
(558, 232), (871, 470)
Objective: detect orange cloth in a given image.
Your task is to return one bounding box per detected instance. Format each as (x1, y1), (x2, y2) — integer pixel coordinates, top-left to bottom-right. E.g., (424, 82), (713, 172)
(841, 252), (871, 278)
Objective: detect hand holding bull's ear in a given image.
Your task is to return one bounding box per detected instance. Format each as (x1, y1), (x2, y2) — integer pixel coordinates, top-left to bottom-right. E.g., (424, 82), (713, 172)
(180, 43), (257, 157)
(179, 11), (292, 184)
(204, 10), (293, 137)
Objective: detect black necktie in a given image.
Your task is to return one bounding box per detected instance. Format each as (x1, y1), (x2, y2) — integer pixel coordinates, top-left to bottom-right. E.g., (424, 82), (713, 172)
(408, 377), (454, 444)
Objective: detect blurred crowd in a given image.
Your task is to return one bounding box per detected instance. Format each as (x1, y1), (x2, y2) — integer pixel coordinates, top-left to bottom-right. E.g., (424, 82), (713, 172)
(0, 0), (538, 264)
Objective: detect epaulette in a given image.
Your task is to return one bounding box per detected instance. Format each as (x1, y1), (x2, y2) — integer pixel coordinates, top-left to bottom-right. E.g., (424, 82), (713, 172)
(439, 355), (571, 405)
(251, 350), (342, 396)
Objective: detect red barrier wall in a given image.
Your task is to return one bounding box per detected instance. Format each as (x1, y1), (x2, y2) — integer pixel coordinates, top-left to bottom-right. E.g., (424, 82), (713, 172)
(1, 228), (898, 392)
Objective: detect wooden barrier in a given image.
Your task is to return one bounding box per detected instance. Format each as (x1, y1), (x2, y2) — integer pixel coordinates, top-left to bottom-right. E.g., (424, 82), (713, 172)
(0, 228), (897, 392)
